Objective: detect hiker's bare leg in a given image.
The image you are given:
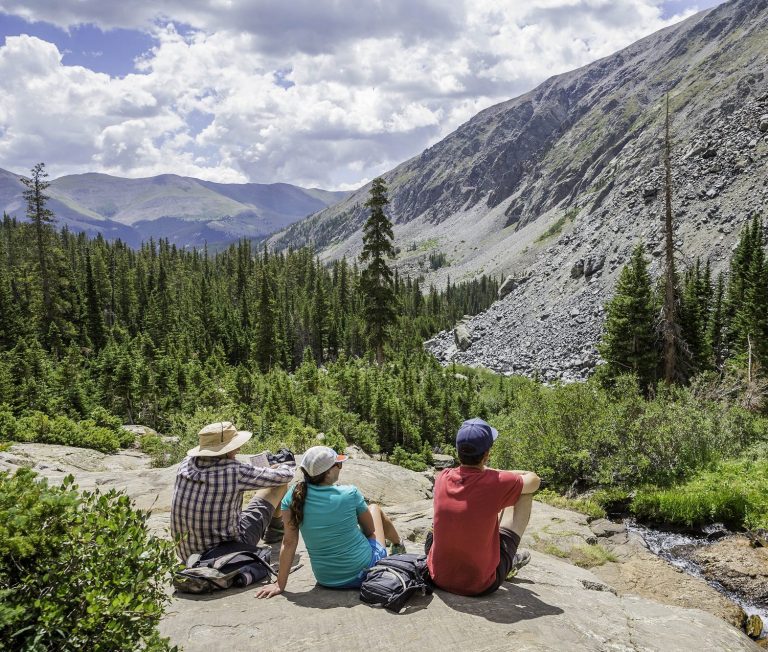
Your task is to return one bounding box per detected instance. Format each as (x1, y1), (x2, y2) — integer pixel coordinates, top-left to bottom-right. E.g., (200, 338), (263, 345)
(499, 493), (533, 539)
(252, 484), (289, 514)
(368, 504), (401, 546)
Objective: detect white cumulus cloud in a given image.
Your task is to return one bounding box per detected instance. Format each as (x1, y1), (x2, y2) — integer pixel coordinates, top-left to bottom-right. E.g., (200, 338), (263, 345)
(0, 1), (717, 187)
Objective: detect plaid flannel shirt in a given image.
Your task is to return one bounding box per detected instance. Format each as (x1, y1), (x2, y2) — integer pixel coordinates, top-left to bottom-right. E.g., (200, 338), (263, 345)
(171, 456), (295, 562)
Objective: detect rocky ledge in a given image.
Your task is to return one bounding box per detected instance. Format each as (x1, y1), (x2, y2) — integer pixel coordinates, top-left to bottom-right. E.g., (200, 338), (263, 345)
(1, 444), (760, 651)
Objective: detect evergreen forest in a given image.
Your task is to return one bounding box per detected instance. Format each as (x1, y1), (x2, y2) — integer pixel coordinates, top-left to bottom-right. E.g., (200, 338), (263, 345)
(1, 170), (768, 533)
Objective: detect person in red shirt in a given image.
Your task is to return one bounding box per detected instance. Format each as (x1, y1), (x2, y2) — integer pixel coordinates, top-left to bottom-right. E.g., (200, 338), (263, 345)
(426, 417), (540, 596)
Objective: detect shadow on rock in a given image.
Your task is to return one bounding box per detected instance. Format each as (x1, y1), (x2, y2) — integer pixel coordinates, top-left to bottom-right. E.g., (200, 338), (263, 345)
(438, 581), (563, 624)
(283, 585), (434, 614)
(172, 585), (257, 602)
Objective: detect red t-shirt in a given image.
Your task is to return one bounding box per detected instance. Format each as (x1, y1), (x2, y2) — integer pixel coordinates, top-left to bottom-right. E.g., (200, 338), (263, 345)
(427, 466), (523, 596)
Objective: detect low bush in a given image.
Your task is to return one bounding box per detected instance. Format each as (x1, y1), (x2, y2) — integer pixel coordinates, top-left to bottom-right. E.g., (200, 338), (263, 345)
(490, 375), (768, 491)
(535, 488), (606, 520)
(632, 458), (768, 530)
(390, 445), (429, 472)
(90, 406), (134, 447)
(0, 468), (178, 651)
(12, 412), (121, 453)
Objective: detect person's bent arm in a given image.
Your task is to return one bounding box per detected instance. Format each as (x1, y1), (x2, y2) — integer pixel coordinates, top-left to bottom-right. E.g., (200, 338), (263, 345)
(504, 470), (540, 494)
(240, 463), (295, 490)
(255, 512), (299, 599)
(518, 471), (541, 494)
(357, 508), (375, 539)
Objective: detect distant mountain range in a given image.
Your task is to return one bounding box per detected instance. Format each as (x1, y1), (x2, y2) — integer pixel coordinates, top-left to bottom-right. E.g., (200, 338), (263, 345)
(270, 0), (768, 380)
(0, 168), (349, 248)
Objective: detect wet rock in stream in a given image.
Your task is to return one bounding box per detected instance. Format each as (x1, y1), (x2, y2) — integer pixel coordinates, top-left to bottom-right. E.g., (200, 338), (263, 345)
(679, 535), (768, 603)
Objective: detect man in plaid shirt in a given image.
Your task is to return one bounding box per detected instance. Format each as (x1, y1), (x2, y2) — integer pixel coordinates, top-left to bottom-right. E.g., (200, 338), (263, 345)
(171, 421), (295, 562)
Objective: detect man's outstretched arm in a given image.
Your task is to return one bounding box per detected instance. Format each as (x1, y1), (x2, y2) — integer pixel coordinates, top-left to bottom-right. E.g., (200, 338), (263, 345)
(506, 470), (541, 494)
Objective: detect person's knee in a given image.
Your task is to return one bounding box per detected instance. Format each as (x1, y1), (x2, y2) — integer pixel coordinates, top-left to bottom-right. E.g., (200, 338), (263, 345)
(255, 484), (289, 510)
(368, 504), (382, 517)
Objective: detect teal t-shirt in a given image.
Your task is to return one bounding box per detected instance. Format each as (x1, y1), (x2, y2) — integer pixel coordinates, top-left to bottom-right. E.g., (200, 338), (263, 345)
(281, 483), (371, 587)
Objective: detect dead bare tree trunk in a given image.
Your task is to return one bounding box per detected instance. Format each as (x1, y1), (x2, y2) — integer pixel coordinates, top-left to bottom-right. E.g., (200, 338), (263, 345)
(662, 94), (678, 383)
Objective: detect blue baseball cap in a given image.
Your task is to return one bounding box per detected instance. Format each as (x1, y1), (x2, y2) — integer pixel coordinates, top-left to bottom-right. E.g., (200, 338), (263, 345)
(456, 418), (498, 456)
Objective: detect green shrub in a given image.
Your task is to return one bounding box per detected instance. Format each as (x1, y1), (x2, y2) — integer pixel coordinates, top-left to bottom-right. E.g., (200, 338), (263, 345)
(632, 458), (768, 529)
(12, 412), (121, 454)
(0, 468), (178, 651)
(535, 488), (606, 520)
(489, 375), (766, 492)
(140, 433), (179, 467)
(90, 407), (132, 447)
(319, 428), (349, 455)
(390, 445), (428, 472)
(0, 408), (18, 442)
(74, 420), (123, 454)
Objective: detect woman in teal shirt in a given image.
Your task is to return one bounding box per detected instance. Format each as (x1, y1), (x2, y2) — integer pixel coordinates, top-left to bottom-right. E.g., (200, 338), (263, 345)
(256, 446), (406, 597)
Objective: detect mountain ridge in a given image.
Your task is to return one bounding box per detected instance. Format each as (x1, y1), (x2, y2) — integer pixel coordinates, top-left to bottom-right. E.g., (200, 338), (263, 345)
(270, 0), (768, 379)
(0, 168), (349, 248)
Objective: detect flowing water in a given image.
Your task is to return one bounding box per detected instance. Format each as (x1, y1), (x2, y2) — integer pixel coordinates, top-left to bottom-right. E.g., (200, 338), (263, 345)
(627, 520), (767, 639)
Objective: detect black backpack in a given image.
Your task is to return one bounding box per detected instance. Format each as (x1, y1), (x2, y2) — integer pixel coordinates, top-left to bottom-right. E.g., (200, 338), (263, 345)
(173, 541), (275, 594)
(359, 553), (433, 613)
(267, 447), (296, 465)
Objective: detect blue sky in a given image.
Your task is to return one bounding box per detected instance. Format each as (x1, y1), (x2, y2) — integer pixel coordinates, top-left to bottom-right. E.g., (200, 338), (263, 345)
(0, 1), (725, 189)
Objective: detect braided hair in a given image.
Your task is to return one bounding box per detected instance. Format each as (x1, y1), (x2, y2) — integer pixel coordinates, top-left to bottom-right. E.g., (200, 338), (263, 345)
(289, 467), (332, 528)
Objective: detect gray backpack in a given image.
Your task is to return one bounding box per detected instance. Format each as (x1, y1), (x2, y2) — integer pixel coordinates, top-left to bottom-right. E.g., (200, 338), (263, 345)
(173, 542), (275, 594)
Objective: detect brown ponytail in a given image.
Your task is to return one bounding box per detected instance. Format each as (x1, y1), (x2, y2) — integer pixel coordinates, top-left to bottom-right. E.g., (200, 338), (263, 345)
(289, 467), (333, 528)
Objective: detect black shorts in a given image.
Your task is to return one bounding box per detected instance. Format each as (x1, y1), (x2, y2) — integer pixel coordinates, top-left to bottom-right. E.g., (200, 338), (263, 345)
(424, 528), (521, 596)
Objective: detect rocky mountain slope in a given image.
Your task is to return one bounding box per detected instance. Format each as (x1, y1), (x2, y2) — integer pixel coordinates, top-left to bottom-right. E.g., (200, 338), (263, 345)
(0, 442), (760, 651)
(270, 0), (768, 380)
(0, 168), (348, 248)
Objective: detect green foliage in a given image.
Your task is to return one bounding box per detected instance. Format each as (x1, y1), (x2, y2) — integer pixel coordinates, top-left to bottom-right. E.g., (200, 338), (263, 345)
(390, 444), (429, 472)
(535, 207), (579, 243)
(598, 244), (658, 389)
(360, 177), (397, 364)
(489, 374), (766, 491)
(632, 458), (768, 529)
(0, 468), (178, 651)
(535, 488), (606, 520)
(428, 251), (448, 270)
(4, 411), (122, 454)
(597, 213), (768, 388)
(0, 215), (499, 442)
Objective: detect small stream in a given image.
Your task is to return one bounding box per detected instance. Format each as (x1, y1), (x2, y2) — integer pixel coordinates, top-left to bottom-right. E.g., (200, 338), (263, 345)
(627, 520), (767, 638)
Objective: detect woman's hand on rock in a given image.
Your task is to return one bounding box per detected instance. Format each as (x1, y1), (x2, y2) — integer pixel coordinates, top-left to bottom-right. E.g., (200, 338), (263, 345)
(255, 582), (283, 599)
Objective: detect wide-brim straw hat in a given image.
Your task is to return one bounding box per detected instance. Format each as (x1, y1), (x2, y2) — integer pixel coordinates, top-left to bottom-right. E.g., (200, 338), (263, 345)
(187, 421), (252, 457)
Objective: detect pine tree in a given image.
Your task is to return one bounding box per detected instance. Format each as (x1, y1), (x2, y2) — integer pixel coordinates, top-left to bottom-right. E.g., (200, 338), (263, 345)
(598, 244), (658, 389)
(254, 267), (277, 372)
(85, 248), (107, 349)
(732, 217), (767, 366)
(706, 272), (726, 368)
(661, 96), (681, 383)
(360, 177), (397, 364)
(20, 163), (55, 337)
(680, 258), (711, 377)
(311, 273), (328, 362)
(725, 217), (758, 350)
(0, 248), (22, 350)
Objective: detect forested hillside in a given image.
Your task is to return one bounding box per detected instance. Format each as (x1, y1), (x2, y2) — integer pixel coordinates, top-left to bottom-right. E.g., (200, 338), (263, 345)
(0, 207), (500, 459)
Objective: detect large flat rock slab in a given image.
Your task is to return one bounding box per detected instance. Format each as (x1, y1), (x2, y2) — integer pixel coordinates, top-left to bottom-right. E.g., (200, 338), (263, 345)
(521, 499), (748, 629)
(160, 544), (755, 652)
(3, 444), (759, 650)
(313, 457), (434, 505)
(0, 443), (152, 474)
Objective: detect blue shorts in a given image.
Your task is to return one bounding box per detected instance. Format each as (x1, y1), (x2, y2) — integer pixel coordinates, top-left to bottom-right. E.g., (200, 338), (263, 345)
(339, 538), (387, 589)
